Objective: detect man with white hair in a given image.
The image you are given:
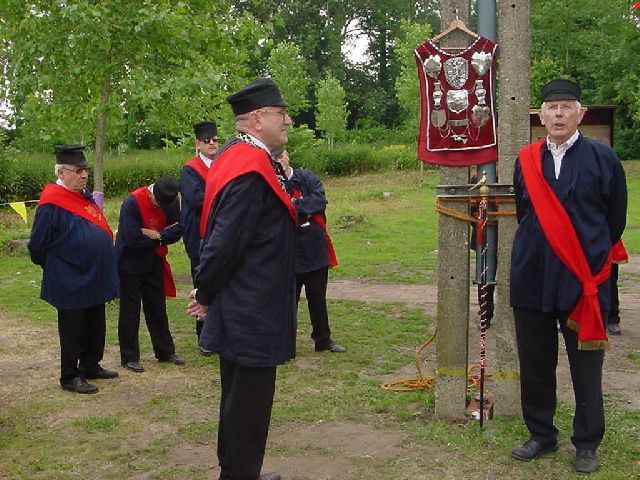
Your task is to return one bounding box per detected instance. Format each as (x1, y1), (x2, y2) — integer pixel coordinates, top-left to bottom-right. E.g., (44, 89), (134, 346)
(510, 79), (627, 474)
(29, 144), (119, 394)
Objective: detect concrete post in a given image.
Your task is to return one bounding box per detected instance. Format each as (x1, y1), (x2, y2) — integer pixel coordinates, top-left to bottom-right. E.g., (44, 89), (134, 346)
(434, 1), (472, 420)
(494, 0), (531, 416)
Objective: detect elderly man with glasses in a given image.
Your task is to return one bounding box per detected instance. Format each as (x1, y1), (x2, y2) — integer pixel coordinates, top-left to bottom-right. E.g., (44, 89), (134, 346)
(510, 79), (627, 474)
(28, 144), (119, 394)
(187, 77), (295, 480)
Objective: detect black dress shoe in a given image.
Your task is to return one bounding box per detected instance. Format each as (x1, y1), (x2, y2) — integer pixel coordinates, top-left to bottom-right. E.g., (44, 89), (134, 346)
(315, 342), (347, 353)
(84, 367), (119, 379)
(575, 449), (598, 474)
(160, 354), (185, 365)
(511, 439), (558, 461)
(61, 376), (98, 394)
(259, 474), (281, 480)
(606, 323), (622, 335)
(122, 361), (145, 373)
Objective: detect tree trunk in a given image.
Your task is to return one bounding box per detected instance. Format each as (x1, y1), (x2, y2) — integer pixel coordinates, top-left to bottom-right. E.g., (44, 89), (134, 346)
(93, 74), (111, 193)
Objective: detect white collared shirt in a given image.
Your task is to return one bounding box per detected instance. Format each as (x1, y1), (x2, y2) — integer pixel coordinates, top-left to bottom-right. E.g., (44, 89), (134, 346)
(198, 152), (213, 168)
(546, 130), (579, 179)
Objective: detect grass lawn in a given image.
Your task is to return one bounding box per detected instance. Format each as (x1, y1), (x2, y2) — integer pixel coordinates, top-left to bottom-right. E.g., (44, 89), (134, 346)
(0, 168), (639, 479)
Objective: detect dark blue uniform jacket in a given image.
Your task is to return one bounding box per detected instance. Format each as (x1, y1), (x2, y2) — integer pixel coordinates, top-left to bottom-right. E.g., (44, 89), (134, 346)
(195, 169), (297, 368)
(288, 168), (330, 274)
(115, 194), (183, 276)
(510, 134), (627, 313)
(180, 162), (207, 260)
(29, 193), (118, 310)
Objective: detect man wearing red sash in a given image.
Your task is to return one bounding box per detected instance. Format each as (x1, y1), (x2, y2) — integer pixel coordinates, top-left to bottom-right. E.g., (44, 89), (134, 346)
(116, 176), (185, 373)
(180, 121), (219, 342)
(510, 80), (627, 474)
(29, 145), (119, 394)
(275, 148), (346, 354)
(187, 78), (295, 480)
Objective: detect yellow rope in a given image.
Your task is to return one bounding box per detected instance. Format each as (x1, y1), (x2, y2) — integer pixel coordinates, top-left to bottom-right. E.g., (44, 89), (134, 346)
(381, 326), (492, 392)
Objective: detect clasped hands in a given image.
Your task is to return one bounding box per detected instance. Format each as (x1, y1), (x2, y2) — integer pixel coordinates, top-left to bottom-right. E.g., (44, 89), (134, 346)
(187, 288), (208, 322)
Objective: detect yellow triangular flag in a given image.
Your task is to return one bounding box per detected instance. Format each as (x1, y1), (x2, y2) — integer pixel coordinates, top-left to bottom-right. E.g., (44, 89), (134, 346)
(9, 202), (28, 224)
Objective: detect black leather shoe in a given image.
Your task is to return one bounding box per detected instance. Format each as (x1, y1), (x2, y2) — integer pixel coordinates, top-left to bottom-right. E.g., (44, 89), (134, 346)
(511, 439), (558, 461)
(575, 449), (598, 474)
(160, 354), (185, 365)
(315, 342), (347, 353)
(84, 367), (119, 379)
(61, 376), (98, 394)
(606, 323), (622, 335)
(122, 361), (145, 373)
(259, 474), (282, 480)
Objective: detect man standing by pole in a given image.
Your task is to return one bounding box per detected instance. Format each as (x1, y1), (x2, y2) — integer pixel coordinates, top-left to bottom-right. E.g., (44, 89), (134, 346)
(188, 78), (296, 480)
(510, 79), (627, 474)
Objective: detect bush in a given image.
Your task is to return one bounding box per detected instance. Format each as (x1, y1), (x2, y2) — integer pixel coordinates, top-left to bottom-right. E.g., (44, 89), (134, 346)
(0, 143), (421, 202)
(292, 143), (419, 176)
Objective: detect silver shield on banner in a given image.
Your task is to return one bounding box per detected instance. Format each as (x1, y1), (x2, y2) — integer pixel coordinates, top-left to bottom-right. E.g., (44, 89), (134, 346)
(446, 89), (469, 114)
(471, 51), (492, 77)
(423, 54), (442, 79)
(443, 57), (468, 89)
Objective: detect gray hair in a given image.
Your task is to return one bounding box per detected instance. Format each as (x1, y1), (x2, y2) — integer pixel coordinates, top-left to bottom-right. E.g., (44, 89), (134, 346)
(54, 164), (65, 175)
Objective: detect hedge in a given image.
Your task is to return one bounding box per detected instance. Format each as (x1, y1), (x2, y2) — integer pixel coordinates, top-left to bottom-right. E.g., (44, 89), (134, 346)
(0, 143), (424, 203)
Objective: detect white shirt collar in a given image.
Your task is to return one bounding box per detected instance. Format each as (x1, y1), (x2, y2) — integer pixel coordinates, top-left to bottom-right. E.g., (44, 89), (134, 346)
(546, 130), (580, 152)
(546, 130), (580, 178)
(242, 132), (270, 153)
(198, 152), (213, 168)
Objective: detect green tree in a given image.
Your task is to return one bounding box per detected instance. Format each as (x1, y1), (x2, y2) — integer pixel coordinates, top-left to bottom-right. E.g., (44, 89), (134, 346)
(394, 20), (433, 129)
(1, 0), (263, 191)
(316, 75), (348, 148)
(267, 42), (310, 118)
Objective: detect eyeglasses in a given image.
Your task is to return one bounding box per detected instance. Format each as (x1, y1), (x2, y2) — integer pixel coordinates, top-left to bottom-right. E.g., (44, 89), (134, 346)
(544, 103), (576, 113)
(60, 166), (89, 174)
(258, 109), (289, 121)
(202, 137), (219, 145)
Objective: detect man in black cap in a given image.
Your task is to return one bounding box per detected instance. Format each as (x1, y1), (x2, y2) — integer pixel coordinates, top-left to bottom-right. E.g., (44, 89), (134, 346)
(116, 175), (185, 373)
(274, 148), (346, 354)
(510, 79), (627, 474)
(180, 121), (219, 342)
(29, 145), (119, 394)
(187, 77), (294, 480)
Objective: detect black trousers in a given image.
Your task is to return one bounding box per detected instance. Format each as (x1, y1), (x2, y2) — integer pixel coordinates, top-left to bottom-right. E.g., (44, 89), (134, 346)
(296, 267), (331, 348)
(190, 257), (204, 339)
(514, 308), (605, 450)
(608, 263), (620, 325)
(217, 357), (276, 480)
(57, 304), (106, 384)
(118, 271), (176, 364)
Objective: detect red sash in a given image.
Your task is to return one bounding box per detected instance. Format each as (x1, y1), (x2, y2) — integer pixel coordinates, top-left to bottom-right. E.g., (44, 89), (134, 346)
(290, 187), (338, 268)
(200, 143), (297, 238)
(611, 239), (628, 264)
(131, 187), (176, 297)
(519, 141), (610, 350)
(184, 156), (209, 182)
(38, 184), (113, 240)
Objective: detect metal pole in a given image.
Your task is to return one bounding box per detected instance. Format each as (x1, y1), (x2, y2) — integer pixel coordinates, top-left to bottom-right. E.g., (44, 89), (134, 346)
(475, 0), (497, 287)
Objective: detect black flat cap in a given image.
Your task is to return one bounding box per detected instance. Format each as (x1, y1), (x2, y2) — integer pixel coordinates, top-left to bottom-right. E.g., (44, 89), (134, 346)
(227, 77), (287, 116)
(541, 79), (581, 102)
(193, 121), (217, 140)
(153, 175), (179, 207)
(55, 144), (88, 166)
